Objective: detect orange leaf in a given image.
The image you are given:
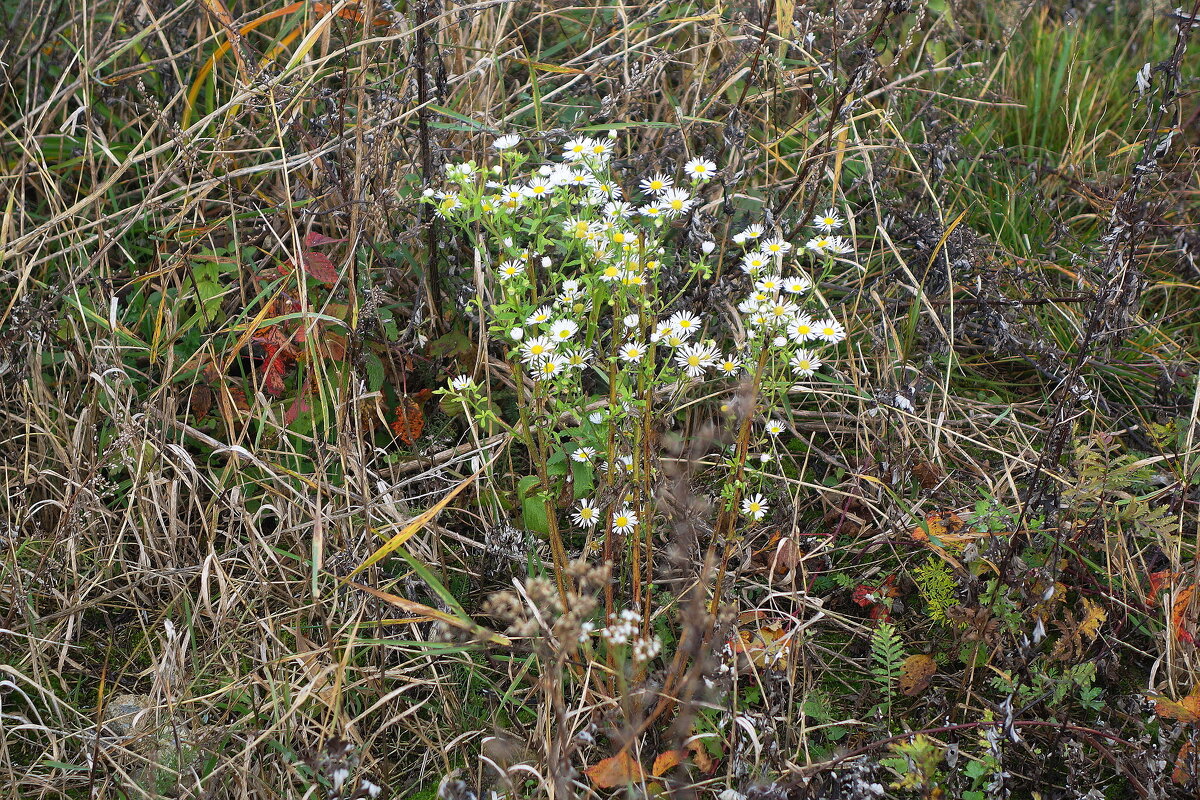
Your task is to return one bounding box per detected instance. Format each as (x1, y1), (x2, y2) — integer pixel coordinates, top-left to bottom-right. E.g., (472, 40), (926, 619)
(585, 751), (644, 788)
(1149, 570), (1178, 607)
(651, 750), (685, 776)
(899, 654), (937, 696)
(391, 394), (427, 445)
(1153, 685), (1200, 724)
(910, 512), (966, 543)
(685, 739), (718, 774)
(1172, 585), (1197, 646)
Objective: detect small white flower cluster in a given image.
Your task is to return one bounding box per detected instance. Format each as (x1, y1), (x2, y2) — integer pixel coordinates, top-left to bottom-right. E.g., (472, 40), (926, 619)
(601, 608), (642, 645)
(631, 634), (663, 663)
(597, 609), (661, 662)
(427, 132), (856, 540)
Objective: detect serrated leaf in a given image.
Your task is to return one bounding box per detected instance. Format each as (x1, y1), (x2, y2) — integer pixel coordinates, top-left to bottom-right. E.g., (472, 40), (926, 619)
(364, 352), (385, 392)
(1078, 598), (1106, 640)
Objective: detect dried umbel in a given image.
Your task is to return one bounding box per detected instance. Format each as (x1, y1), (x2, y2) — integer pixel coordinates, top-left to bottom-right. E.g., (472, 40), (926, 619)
(483, 560), (610, 651)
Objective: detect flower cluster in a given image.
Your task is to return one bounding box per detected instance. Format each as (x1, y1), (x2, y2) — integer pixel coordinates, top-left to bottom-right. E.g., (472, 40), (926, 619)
(430, 131), (854, 557)
(598, 609), (662, 662)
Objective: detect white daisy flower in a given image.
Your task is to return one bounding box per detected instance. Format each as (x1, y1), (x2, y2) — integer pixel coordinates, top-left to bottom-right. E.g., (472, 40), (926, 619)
(639, 203), (664, 219)
(611, 507), (639, 534)
(586, 138), (613, 160)
(650, 321), (674, 342)
(790, 348), (823, 377)
(823, 235), (853, 255)
(755, 274), (784, 293)
(782, 275), (812, 294)
(639, 173), (673, 195)
(558, 279), (582, 301)
(563, 218), (594, 239)
(814, 318), (846, 343)
(739, 223), (764, 241)
(571, 445), (597, 462)
(766, 300), (799, 323)
(603, 200), (634, 219)
(498, 185), (526, 208)
(741, 251), (771, 274)
(762, 237), (792, 255)
(493, 134), (520, 150)
(805, 236), (831, 254)
(433, 191), (461, 219)
(549, 319), (579, 342)
(659, 187), (693, 216)
(526, 306), (553, 326)
(815, 208), (844, 231)
(741, 493), (769, 521)
(498, 260), (524, 280)
(675, 342), (718, 377)
(618, 342), (647, 363)
(668, 311), (702, 338)
(572, 498), (601, 528)
(590, 182), (623, 203)
(563, 348), (592, 369)
(533, 354), (568, 380)
(683, 157), (717, 181)
(598, 263), (623, 282)
(717, 355), (742, 376)
(565, 169), (599, 189)
(562, 137), (590, 161)
(524, 179), (554, 199)
(520, 336), (555, 363)
(449, 375), (475, 391)
(786, 315), (817, 342)
(764, 419), (786, 436)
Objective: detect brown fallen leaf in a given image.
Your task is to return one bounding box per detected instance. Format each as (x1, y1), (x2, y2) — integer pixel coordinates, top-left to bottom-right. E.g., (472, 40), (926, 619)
(899, 654), (937, 696)
(585, 751), (644, 788)
(685, 738), (718, 774)
(1173, 741), (1196, 784)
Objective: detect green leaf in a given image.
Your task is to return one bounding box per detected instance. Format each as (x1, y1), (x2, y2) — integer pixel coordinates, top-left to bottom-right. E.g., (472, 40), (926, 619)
(364, 352), (386, 392)
(517, 475), (550, 536)
(571, 458), (594, 498)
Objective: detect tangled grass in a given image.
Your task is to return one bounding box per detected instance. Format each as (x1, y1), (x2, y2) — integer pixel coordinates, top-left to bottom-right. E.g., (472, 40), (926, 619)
(2, 0), (1200, 797)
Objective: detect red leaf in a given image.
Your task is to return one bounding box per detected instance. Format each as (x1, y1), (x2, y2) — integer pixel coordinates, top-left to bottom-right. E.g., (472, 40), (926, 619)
(284, 383), (311, 425)
(251, 326), (297, 398)
(1149, 570), (1177, 607)
(304, 232), (347, 247)
(300, 250), (340, 284)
